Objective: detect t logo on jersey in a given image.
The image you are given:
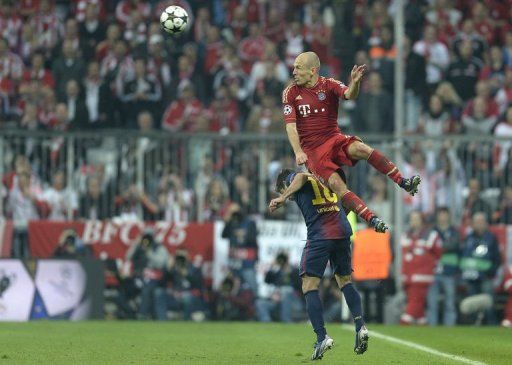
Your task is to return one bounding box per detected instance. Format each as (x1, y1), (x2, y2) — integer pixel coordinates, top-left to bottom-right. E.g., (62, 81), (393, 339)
(298, 104), (311, 117)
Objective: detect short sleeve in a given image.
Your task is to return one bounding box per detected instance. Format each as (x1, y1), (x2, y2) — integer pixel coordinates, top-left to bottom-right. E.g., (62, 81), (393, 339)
(282, 85), (297, 123)
(328, 78), (348, 99)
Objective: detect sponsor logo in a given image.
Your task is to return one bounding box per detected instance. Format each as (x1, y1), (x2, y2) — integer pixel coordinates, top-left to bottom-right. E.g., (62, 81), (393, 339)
(318, 92), (326, 101)
(298, 104), (311, 116)
(295, 95), (302, 100)
(283, 105), (293, 115)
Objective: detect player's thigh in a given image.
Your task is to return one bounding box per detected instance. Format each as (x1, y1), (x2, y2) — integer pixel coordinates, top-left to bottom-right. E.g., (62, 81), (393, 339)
(300, 240), (330, 280)
(327, 170), (349, 196)
(329, 238), (353, 279)
(345, 139), (372, 160)
(306, 153), (339, 185)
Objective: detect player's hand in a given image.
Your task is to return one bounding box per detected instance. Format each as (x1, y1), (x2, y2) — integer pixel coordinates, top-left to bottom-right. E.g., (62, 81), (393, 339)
(268, 196), (286, 212)
(350, 64), (367, 83)
(295, 151), (308, 165)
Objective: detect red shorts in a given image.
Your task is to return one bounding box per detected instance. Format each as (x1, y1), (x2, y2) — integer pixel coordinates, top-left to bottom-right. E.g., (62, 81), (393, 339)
(305, 134), (361, 184)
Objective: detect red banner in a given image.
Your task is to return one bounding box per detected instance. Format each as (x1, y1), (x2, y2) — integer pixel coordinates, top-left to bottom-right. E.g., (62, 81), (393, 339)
(0, 219), (13, 257)
(28, 220), (214, 265)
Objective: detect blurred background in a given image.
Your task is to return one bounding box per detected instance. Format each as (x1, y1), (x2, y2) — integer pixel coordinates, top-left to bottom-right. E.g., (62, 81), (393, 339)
(0, 0), (511, 328)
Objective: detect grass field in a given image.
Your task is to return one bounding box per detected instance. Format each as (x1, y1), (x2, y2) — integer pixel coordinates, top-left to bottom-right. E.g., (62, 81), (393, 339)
(0, 322), (511, 364)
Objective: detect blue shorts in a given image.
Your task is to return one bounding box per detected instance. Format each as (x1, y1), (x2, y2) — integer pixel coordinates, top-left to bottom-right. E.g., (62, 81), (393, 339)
(299, 238), (352, 278)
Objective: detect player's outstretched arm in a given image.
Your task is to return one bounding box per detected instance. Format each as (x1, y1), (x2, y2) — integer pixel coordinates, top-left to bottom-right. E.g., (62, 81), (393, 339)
(285, 123), (308, 165)
(269, 173), (310, 212)
(344, 64), (367, 100)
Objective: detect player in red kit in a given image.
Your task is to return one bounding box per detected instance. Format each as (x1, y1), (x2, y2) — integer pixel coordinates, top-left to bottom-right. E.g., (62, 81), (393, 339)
(282, 52), (420, 231)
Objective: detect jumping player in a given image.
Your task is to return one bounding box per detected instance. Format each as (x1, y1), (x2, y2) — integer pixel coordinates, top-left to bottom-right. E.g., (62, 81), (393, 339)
(269, 169), (369, 360)
(282, 51), (421, 231)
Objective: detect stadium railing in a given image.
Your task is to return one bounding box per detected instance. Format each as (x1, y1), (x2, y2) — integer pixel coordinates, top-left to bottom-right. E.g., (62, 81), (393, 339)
(1, 130), (509, 227)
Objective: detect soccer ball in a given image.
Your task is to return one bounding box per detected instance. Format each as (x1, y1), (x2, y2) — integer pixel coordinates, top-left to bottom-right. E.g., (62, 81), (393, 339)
(160, 5), (189, 34)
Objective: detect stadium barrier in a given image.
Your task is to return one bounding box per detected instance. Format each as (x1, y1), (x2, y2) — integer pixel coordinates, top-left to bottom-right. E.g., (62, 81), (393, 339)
(0, 258), (104, 321)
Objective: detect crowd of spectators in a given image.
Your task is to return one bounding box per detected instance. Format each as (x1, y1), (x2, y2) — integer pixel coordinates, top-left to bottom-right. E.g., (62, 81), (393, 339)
(1, 0), (512, 326)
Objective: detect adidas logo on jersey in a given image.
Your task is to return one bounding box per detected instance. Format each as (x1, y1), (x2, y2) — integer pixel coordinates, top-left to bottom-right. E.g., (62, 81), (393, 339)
(295, 95), (303, 100)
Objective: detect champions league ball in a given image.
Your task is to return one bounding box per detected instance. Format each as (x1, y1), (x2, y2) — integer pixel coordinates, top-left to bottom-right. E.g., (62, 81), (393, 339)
(160, 5), (189, 34)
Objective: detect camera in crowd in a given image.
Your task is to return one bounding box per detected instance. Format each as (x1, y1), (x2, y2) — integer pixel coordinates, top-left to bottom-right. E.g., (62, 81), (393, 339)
(276, 252), (289, 267)
(140, 231), (156, 249)
(53, 229), (89, 258)
(174, 250), (188, 268)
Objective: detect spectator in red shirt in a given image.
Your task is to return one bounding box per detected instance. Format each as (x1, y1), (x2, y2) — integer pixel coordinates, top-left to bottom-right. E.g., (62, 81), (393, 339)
(206, 85), (240, 134)
(283, 21), (308, 70)
(202, 25), (224, 72)
(0, 0), (23, 50)
(95, 23), (120, 61)
(400, 211), (442, 325)
(115, 0), (150, 26)
(23, 51), (55, 88)
(161, 81), (204, 132)
(33, 0), (62, 56)
(238, 23), (267, 74)
(245, 93), (282, 134)
(303, 7), (332, 75)
(73, 0), (107, 22)
(463, 80), (500, 120)
(264, 7), (285, 44)
(471, 1), (496, 46)
(19, 0), (40, 19)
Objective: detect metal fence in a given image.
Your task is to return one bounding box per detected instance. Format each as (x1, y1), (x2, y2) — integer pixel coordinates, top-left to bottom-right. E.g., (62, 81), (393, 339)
(2, 130), (509, 222)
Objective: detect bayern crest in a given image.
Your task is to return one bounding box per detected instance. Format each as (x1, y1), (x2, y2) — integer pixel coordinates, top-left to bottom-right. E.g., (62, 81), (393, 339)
(317, 92), (326, 101)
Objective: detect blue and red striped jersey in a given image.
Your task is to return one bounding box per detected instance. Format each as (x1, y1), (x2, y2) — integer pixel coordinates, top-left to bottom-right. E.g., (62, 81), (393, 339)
(287, 173), (352, 240)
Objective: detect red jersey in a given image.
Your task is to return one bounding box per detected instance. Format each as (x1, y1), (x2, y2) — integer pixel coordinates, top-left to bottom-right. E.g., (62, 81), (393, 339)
(401, 228), (442, 285)
(282, 76), (348, 150)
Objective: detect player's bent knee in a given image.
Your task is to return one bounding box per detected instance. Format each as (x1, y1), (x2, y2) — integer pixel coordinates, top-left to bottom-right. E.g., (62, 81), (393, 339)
(328, 174), (348, 195)
(335, 274), (352, 288)
(302, 275), (321, 293)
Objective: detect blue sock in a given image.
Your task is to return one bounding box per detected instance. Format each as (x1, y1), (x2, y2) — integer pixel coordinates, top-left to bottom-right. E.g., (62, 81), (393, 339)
(304, 290), (326, 342)
(341, 283), (364, 332)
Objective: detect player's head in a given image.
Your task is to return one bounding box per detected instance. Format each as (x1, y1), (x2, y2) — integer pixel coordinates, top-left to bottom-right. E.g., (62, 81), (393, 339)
(275, 168), (295, 194)
(293, 52), (320, 87)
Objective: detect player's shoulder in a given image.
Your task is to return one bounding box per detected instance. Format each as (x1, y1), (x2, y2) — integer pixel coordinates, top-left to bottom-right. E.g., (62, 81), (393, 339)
(325, 77), (347, 89)
(282, 82), (298, 103)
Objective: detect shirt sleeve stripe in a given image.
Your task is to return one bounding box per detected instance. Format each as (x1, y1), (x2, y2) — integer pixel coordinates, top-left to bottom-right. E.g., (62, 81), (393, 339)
(282, 84), (293, 103)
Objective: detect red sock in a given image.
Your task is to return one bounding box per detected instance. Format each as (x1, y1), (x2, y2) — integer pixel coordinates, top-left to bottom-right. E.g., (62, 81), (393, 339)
(367, 150), (402, 184)
(341, 191), (375, 223)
